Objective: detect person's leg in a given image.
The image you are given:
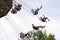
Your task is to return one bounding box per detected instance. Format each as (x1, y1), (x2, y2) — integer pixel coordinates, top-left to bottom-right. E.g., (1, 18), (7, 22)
(39, 25), (45, 29)
(39, 5), (42, 10)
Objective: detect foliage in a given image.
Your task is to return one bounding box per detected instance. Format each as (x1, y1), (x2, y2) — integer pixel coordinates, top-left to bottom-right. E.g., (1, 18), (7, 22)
(33, 30), (55, 40)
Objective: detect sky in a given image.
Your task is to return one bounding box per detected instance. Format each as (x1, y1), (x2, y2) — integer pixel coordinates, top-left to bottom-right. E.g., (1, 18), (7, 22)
(17, 0), (60, 39)
(0, 0), (60, 40)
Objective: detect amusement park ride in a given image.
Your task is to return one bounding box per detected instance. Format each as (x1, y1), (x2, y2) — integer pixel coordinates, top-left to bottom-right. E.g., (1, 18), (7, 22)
(0, 0), (52, 40)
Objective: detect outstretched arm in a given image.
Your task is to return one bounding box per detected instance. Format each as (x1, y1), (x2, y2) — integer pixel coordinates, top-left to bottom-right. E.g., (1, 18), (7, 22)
(32, 24), (34, 27)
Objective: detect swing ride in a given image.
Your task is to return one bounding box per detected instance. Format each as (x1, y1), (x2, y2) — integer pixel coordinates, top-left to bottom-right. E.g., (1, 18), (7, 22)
(0, 0), (51, 40)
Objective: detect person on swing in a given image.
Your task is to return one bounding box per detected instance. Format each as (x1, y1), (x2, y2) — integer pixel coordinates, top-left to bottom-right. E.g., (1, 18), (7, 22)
(32, 24), (45, 30)
(38, 15), (50, 22)
(11, 4), (22, 13)
(31, 5), (42, 15)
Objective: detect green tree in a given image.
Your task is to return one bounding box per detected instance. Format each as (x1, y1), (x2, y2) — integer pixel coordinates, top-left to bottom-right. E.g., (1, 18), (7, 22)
(33, 30), (55, 40)
(46, 33), (55, 40)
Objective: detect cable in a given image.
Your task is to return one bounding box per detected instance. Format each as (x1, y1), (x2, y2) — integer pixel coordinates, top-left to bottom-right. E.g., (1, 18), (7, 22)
(15, 0), (35, 23)
(0, 21), (8, 40)
(5, 13), (29, 33)
(5, 15), (19, 34)
(18, 0), (33, 14)
(18, 0), (31, 9)
(0, 19), (19, 40)
(12, 0), (32, 28)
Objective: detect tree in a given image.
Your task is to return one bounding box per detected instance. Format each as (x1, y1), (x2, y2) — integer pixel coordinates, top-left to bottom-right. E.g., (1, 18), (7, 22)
(33, 30), (55, 40)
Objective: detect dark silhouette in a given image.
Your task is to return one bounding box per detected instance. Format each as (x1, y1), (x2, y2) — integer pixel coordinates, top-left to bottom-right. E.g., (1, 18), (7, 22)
(32, 24), (45, 30)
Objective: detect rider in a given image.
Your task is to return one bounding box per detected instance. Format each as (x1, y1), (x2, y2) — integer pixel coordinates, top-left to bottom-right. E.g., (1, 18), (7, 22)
(31, 5), (42, 15)
(32, 24), (45, 30)
(11, 4), (22, 13)
(38, 15), (50, 22)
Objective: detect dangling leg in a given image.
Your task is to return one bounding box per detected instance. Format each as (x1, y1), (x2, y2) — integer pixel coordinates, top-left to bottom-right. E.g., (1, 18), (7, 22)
(38, 25), (45, 29)
(39, 5), (42, 10)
